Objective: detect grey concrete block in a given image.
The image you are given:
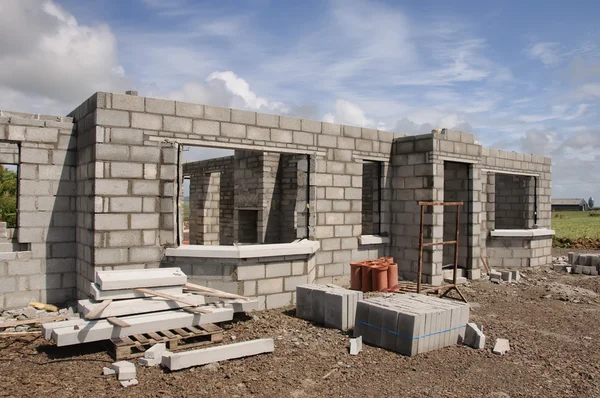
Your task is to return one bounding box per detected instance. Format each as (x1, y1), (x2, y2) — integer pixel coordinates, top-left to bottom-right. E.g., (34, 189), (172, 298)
(349, 336), (362, 355)
(492, 338), (510, 355)
(146, 98), (175, 114)
(355, 294), (469, 356)
(464, 322), (485, 349)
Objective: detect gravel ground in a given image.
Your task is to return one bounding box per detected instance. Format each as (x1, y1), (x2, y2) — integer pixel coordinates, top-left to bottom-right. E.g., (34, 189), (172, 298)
(0, 265), (599, 397)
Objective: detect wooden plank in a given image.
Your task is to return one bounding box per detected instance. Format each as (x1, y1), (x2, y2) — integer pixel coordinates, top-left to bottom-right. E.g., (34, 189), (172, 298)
(182, 306), (212, 314)
(84, 300), (113, 319)
(133, 288), (200, 307)
(173, 328), (192, 337)
(147, 332), (164, 341)
(161, 330), (177, 339)
(95, 267), (187, 291)
(0, 315), (69, 329)
(0, 331), (42, 337)
(79, 294), (206, 319)
(199, 323), (221, 333)
(184, 282), (250, 300)
(133, 334), (149, 344)
(107, 317), (131, 328)
(185, 326), (203, 334)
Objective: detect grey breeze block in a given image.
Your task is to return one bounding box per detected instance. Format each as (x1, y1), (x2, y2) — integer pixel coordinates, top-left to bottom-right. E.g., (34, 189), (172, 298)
(296, 284), (363, 330)
(353, 293), (470, 356)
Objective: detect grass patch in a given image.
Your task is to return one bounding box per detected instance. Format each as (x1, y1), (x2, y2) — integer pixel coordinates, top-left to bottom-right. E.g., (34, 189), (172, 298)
(551, 211), (600, 240)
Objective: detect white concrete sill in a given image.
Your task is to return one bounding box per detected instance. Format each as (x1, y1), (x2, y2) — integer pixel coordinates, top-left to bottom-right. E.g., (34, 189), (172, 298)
(165, 240), (320, 259)
(490, 229), (555, 238)
(358, 235), (390, 245)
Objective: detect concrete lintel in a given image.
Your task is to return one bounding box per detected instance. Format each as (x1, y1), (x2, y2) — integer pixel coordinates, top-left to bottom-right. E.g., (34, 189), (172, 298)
(148, 136), (326, 157)
(490, 229), (555, 238)
(358, 235), (390, 245)
(352, 154), (389, 162)
(438, 156), (480, 164)
(165, 240), (321, 259)
(482, 168), (539, 177)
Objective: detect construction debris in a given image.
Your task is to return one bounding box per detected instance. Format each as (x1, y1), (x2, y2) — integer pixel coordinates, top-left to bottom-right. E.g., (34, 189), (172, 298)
(492, 338), (510, 355)
(296, 284), (362, 330)
(42, 267), (258, 352)
(120, 379), (139, 388)
(567, 253), (600, 276)
(102, 367), (116, 376)
(349, 336), (362, 355)
(464, 323), (486, 349)
(161, 338), (275, 371)
(29, 302), (59, 312)
(111, 361), (136, 381)
(353, 293), (470, 356)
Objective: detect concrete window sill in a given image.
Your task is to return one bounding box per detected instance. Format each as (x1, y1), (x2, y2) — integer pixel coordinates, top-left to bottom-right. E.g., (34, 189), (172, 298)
(165, 240), (320, 259)
(490, 229), (555, 238)
(359, 235), (390, 245)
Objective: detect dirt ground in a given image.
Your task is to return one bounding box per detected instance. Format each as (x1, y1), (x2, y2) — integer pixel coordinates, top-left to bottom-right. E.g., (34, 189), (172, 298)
(1, 260), (599, 397)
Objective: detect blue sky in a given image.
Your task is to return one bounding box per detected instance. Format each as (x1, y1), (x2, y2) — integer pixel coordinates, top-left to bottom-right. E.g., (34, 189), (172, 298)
(1, 0), (599, 199)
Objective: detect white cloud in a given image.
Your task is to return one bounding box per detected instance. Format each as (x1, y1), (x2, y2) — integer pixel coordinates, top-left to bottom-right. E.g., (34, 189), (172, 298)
(526, 42), (561, 66)
(576, 83), (600, 99)
(517, 104), (590, 123)
(394, 115), (473, 135)
(0, 0), (127, 115)
(323, 100), (375, 127)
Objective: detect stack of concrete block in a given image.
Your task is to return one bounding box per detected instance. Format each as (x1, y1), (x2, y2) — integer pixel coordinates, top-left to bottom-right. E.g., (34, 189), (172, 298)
(353, 294), (469, 356)
(43, 267), (258, 347)
(568, 253), (600, 276)
(296, 284), (362, 330)
(489, 270), (520, 283)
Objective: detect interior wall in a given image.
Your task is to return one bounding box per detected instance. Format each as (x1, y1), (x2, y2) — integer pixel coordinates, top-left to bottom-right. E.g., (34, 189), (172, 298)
(494, 174), (534, 229)
(443, 162), (470, 268)
(361, 161), (380, 235)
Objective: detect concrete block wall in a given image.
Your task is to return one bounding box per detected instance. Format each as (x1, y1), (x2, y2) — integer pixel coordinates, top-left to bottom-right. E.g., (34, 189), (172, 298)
(388, 135), (434, 282)
(183, 156), (234, 245)
(0, 92), (553, 308)
(487, 237), (552, 268)
(85, 92), (398, 292)
(494, 174), (535, 229)
(481, 148), (551, 229)
(433, 130), (483, 272)
(0, 142), (18, 164)
(161, 254), (316, 310)
(0, 110), (77, 308)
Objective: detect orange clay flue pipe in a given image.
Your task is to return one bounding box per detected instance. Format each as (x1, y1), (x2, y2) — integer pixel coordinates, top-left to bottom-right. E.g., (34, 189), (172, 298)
(349, 257), (399, 293)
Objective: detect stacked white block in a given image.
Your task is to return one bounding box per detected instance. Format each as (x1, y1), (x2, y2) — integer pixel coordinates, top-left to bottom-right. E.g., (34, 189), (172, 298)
(296, 284), (363, 330)
(353, 294), (469, 356)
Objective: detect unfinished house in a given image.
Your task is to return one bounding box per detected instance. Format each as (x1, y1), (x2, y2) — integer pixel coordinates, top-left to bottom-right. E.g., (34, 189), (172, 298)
(0, 92), (553, 310)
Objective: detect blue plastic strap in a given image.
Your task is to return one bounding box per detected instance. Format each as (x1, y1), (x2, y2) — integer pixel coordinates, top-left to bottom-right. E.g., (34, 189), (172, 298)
(357, 320), (465, 340)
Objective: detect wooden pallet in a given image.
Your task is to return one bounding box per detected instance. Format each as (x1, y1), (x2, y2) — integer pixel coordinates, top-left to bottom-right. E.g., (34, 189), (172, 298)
(396, 281), (441, 294)
(108, 323), (224, 360)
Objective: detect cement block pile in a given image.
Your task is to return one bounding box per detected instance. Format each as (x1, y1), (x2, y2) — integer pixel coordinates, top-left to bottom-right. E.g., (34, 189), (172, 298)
(568, 253), (600, 276)
(43, 267), (258, 347)
(353, 294), (470, 356)
(296, 284), (363, 330)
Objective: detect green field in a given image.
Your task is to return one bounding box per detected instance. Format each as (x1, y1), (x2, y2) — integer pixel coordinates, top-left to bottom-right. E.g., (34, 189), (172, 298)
(551, 211), (600, 239)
